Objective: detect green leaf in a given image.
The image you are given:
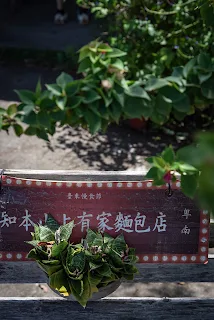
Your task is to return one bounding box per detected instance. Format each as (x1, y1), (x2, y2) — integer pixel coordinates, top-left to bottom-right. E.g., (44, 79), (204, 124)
(110, 101), (122, 123)
(164, 76), (183, 87)
(69, 275), (91, 307)
(34, 225), (40, 241)
(65, 81), (80, 96)
(13, 124), (23, 137)
(66, 246), (85, 274)
(77, 58), (91, 74)
(201, 1), (214, 27)
(172, 67), (184, 78)
(35, 79), (42, 97)
(22, 104), (35, 116)
(151, 112), (168, 125)
(7, 104), (17, 116)
(15, 90), (36, 104)
(197, 53), (212, 71)
(46, 215), (60, 232)
(124, 96), (152, 119)
(172, 110), (186, 121)
(161, 147), (175, 164)
(51, 241), (68, 258)
(153, 157), (166, 169)
(178, 163), (198, 173)
(155, 94), (171, 116)
(39, 226), (55, 242)
(198, 72), (212, 84)
(177, 145), (203, 168)
(59, 221), (74, 242)
(0, 107), (6, 115)
(38, 110), (51, 129)
(67, 96), (83, 109)
(26, 240), (41, 247)
(36, 129), (49, 141)
(56, 97), (67, 110)
(112, 234), (126, 254)
(42, 259), (61, 265)
(37, 261), (62, 276)
(91, 232), (103, 247)
(84, 109), (101, 134)
(173, 94), (190, 113)
(124, 264), (138, 275)
(86, 229), (97, 246)
(56, 72), (74, 89)
(160, 86), (186, 103)
(88, 272), (102, 287)
(0, 116), (2, 130)
(70, 279), (84, 297)
(46, 84), (62, 96)
(97, 263), (112, 278)
(110, 59), (124, 71)
(201, 77), (214, 99)
(125, 85), (150, 100)
(49, 269), (71, 296)
(97, 43), (113, 53)
(181, 174), (198, 199)
(25, 126), (37, 136)
(23, 111), (38, 126)
(83, 90), (101, 104)
(107, 48), (127, 58)
(145, 77), (168, 91)
(112, 85), (125, 107)
(183, 58), (196, 78)
(78, 48), (90, 62)
(97, 88), (112, 107)
(89, 262), (103, 271)
(27, 248), (40, 260)
(146, 167), (159, 180)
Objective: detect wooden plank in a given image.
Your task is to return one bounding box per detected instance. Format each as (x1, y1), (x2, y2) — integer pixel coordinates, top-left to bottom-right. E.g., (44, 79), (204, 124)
(0, 297), (214, 320)
(3, 170), (148, 181)
(1, 259), (214, 284)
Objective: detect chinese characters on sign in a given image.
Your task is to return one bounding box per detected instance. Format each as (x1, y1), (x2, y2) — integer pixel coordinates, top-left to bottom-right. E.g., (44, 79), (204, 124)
(181, 209), (192, 235)
(0, 210), (167, 234)
(68, 193), (102, 200)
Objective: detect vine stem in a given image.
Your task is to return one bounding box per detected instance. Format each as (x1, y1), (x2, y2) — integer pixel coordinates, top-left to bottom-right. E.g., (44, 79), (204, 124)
(145, 0), (198, 15)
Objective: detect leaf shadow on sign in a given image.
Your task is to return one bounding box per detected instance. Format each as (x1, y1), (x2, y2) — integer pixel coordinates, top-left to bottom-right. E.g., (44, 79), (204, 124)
(53, 123), (188, 171)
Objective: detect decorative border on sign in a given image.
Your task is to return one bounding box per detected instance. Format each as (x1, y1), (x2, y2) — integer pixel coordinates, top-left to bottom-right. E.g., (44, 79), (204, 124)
(2, 175), (181, 190)
(0, 176), (209, 264)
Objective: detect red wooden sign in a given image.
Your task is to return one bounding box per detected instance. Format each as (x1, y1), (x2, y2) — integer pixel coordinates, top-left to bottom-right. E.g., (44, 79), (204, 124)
(0, 175), (209, 264)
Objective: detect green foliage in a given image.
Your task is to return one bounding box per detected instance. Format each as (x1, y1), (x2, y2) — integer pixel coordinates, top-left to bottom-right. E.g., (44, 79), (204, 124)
(146, 132), (214, 215)
(26, 215), (138, 308)
(2, 40), (214, 140)
(78, 0), (214, 80)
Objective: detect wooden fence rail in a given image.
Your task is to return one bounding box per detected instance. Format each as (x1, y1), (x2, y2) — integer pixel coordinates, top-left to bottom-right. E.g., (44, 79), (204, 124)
(1, 257), (214, 284)
(0, 297), (213, 320)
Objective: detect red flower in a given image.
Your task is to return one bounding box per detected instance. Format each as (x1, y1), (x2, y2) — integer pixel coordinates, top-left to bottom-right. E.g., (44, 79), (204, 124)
(163, 171), (172, 183)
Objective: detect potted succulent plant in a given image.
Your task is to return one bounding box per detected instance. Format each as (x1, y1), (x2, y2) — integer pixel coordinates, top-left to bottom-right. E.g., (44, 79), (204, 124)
(26, 215), (138, 307)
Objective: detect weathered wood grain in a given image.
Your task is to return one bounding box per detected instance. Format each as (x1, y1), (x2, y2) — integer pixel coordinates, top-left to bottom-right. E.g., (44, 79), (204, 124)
(3, 170), (148, 181)
(1, 259), (214, 284)
(0, 297), (214, 320)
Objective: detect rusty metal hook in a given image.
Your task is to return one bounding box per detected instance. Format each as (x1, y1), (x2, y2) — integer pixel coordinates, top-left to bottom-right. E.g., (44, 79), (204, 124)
(165, 182), (173, 198)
